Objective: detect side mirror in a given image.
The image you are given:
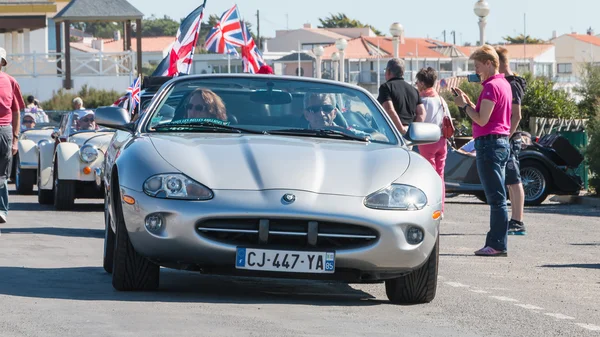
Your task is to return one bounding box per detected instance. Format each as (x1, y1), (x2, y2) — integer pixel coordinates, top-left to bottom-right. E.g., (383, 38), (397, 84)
(95, 106), (134, 132)
(51, 128), (60, 139)
(404, 122), (442, 146)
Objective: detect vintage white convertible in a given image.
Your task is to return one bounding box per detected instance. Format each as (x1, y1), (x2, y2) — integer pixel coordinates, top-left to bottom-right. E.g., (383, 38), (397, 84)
(37, 110), (115, 210)
(13, 123), (58, 194)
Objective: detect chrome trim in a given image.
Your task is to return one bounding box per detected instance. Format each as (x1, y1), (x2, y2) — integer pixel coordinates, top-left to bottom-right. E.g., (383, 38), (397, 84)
(197, 228), (258, 234)
(319, 233), (377, 239)
(269, 231), (307, 236)
(197, 227), (377, 240)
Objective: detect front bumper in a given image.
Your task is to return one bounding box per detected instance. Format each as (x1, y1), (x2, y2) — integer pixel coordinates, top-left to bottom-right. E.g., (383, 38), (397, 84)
(119, 186), (441, 281)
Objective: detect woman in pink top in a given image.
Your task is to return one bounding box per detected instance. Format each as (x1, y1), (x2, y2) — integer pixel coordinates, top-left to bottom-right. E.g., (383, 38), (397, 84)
(452, 45), (512, 257)
(415, 67), (450, 213)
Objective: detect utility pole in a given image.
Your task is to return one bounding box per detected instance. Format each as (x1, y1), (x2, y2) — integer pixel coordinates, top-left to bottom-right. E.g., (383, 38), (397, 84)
(451, 30), (456, 45)
(443, 30), (446, 42)
(256, 9), (261, 49)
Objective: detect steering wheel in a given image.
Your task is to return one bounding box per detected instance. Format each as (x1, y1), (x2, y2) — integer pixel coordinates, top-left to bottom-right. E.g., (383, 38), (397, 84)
(333, 108), (349, 128)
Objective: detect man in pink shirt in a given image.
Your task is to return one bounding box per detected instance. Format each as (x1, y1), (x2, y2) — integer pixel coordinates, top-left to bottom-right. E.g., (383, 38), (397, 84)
(0, 47), (25, 224)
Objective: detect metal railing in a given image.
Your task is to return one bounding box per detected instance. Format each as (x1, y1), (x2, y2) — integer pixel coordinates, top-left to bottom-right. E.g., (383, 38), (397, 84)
(5, 51), (135, 77)
(529, 117), (589, 138)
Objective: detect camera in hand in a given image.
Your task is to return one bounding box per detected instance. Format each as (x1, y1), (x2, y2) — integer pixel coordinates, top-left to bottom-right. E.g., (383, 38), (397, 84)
(467, 74), (481, 83)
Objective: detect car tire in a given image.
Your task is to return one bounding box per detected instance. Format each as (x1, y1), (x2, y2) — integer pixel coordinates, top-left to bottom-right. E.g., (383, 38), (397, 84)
(53, 163), (75, 210)
(103, 195), (115, 274)
(15, 157), (35, 195)
(520, 160), (550, 206)
(385, 237), (439, 304)
(37, 161), (54, 205)
(111, 176), (160, 291)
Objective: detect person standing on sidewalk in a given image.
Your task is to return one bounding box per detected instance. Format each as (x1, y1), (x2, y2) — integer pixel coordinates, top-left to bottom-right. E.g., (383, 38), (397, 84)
(377, 58), (426, 136)
(496, 46), (528, 235)
(452, 45), (512, 257)
(0, 47), (25, 223)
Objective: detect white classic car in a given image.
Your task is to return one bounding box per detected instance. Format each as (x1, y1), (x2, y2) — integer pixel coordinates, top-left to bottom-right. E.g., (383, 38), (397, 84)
(13, 123), (58, 194)
(37, 110), (116, 210)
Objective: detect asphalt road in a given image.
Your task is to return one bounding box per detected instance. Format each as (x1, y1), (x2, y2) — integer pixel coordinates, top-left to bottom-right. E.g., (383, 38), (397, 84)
(0, 185), (599, 337)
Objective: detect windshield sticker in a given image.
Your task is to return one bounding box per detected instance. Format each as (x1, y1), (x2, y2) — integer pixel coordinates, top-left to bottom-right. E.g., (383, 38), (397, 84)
(150, 117), (163, 124)
(168, 118), (231, 126)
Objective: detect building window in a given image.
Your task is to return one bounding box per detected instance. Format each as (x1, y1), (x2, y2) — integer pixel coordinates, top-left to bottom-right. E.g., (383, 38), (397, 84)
(557, 63), (572, 74)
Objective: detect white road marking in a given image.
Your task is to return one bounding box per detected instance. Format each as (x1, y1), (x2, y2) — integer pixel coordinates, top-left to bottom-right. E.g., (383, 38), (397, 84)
(575, 323), (600, 331)
(545, 313), (575, 320)
(514, 304), (544, 310)
(489, 296), (519, 302)
(445, 282), (469, 288)
(469, 289), (489, 294)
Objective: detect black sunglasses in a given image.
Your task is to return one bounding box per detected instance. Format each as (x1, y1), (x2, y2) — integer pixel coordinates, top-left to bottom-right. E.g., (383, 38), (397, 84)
(307, 104), (335, 114)
(23, 120), (35, 124)
(187, 103), (206, 112)
(81, 117), (94, 122)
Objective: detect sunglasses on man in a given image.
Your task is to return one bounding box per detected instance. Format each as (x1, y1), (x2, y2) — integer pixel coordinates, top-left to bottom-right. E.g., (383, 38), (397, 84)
(80, 117), (94, 123)
(307, 104), (335, 114)
(23, 120), (35, 124)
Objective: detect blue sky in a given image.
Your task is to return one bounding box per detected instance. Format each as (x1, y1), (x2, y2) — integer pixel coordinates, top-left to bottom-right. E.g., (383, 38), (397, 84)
(127, 0), (596, 45)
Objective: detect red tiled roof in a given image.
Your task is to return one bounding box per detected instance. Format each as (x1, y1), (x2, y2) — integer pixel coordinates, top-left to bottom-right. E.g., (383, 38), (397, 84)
(458, 43), (554, 59)
(321, 36), (453, 60)
(567, 34), (600, 47)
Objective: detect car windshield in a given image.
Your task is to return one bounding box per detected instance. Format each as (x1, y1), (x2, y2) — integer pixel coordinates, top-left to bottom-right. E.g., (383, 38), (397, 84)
(143, 76), (399, 145)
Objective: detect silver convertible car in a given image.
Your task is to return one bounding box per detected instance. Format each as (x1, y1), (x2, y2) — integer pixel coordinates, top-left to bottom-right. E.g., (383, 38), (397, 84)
(96, 74), (443, 304)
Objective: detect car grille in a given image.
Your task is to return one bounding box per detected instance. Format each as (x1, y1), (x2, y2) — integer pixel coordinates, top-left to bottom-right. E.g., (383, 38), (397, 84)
(196, 218), (379, 250)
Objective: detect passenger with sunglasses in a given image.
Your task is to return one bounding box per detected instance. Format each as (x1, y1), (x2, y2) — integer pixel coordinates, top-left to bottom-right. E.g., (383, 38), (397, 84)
(184, 88), (227, 121)
(21, 113), (36, 131)
(77, 110), (96, 131)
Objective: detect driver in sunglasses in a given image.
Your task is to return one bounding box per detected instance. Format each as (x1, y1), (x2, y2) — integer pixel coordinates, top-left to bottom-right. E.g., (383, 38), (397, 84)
(184, 88), (227, 121)
(21, 112), (37, 131)
(77, 110), (96, 131)
(303, 93), (339, 129)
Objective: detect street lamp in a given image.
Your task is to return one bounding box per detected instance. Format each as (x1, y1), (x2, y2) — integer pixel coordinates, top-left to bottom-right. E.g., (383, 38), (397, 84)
(474, 0), (490, 46)
(335, 38), (347, 82)
(389, 22), (404, 58)
(313, 45), (324, 79)
(331, 52), (340, 81)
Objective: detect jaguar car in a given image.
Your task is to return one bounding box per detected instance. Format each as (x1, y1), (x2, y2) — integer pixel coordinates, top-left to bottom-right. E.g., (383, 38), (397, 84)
(37, 110), (115, 210)
(97, 74), (443, 305)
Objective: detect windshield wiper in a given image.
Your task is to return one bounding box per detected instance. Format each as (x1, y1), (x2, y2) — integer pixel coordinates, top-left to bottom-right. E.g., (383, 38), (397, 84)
(268, 128), (370, 142)
(154, 121), (267, 134)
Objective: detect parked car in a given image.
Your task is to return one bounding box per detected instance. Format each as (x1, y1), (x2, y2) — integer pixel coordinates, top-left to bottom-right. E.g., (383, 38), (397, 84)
(37, 110), (115, 210)
(444, 134), (583, 205)
(13, 122), (59, 194)
(97, 74), (444, 305)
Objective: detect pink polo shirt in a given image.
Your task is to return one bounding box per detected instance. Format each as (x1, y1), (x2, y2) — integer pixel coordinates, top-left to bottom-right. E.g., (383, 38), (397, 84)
(0, 72), (25, 126)
(472, 73), (512, 139)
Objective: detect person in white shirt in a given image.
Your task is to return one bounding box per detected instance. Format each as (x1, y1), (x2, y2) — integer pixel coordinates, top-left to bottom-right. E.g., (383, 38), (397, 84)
(23, 95), (49, 123)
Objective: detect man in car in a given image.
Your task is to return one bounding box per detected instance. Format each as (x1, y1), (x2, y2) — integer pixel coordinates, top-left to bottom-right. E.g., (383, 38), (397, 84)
(21, 112), (36, 131)
(77, 110), (96, 131)
(303, 93), (338, 129)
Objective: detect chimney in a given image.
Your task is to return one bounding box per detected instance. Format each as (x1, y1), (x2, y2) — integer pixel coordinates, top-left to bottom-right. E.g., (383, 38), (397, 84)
(587, 27), (594, 35)
(552, 30), (557, 39)
(303, 23), (312, 29)
(114, 30), (121, 41)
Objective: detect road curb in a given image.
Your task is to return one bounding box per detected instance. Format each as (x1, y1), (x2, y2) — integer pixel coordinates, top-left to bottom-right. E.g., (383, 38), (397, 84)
(550, 195), (600, 207)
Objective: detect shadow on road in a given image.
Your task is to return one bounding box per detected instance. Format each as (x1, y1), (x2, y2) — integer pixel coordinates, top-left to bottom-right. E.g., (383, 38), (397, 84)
(1, 227), (103, 239)
(0, 266), (381, 306)
(526, 204), (600, 218)
(9, 202), (103, 212)
(540, 264), (600, 270)
(440, 233), (485, 237)
(570, 243), (600, 246)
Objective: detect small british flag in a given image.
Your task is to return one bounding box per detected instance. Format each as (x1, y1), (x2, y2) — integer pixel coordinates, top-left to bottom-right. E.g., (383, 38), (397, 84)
(204, 4), (244, 56)
(127, 76), (141, 110)
(241, 21), (265, 73)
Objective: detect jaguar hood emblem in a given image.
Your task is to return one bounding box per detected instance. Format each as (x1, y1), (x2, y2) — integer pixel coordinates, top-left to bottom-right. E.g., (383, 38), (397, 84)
(282, 193), (296, 203)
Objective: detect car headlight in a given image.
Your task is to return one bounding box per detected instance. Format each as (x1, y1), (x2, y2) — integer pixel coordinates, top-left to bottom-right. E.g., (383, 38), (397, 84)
(37, 139), (50, 148)
(364, 184), (428, 210)
(143, 174), (213, 200)
(79, 144), (99, 163)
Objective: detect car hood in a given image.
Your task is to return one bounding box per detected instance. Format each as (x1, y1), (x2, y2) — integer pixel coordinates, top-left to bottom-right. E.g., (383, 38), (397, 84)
(69, 131), (114, 151)
(149, 133), (410, 196)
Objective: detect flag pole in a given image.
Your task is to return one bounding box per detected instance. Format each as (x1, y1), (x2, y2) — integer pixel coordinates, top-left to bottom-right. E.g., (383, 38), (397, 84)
(376, 38), (380, 88)
(228, 53), (231, 73)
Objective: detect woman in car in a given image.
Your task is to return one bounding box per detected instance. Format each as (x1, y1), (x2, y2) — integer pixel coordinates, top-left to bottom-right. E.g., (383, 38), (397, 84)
(183, 88), (227, 121)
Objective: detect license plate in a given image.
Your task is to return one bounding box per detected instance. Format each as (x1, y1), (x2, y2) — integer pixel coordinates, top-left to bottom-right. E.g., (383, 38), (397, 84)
(235, 248), (335, 273)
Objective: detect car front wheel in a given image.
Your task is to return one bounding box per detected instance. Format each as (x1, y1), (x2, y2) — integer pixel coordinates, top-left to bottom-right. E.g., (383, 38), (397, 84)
(111, 176), (160, 291)
(53, 163), (75, 210)
(37, 160), (54, 205)
(385, 238), (439, 304)
(15, 157), (35, 194)
(520, 161), (550, 206)
(103, 195), (115, 274)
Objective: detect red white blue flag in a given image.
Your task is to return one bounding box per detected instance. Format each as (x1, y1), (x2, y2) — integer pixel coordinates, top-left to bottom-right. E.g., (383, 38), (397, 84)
(241, 21), (265, 73)
(128, 75), (141, 110)
(204, 4), (244, 56)
(152, 1), (207, 76)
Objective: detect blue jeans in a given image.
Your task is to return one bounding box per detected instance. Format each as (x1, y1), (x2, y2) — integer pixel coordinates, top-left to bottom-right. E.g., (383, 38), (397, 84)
(0, 125), (13, 217)
(475, 136), (510, 251)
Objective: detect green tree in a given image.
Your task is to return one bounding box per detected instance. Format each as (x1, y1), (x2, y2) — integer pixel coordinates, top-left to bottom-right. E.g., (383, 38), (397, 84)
(139, 15), (180, 37)
(502, 34), (547, 44)
(585, 116), (600, 194)
(41, 85), (121, 111)
(318, 13), (383, 36)
(574, 63), (600, 119)
(71, 22), (123, 39)
(521, 77), (580, 130)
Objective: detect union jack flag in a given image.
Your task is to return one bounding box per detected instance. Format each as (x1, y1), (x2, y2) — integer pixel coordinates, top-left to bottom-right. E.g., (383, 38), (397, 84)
(240, 21), (265, 73)
(152, 1), (207, 76)
(128, 75), (141, 110)
(204, 4), (244, 55)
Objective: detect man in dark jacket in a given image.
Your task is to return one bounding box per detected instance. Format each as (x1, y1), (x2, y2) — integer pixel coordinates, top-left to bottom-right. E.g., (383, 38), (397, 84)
(377, 58), (425, 135)
(496, 47), (528, 235)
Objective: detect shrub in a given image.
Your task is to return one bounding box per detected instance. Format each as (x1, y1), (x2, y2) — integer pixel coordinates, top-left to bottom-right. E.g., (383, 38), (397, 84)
(38, 85), (121, 111)
(521, 77), (580, 131)
(586, 116), (600, 194)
